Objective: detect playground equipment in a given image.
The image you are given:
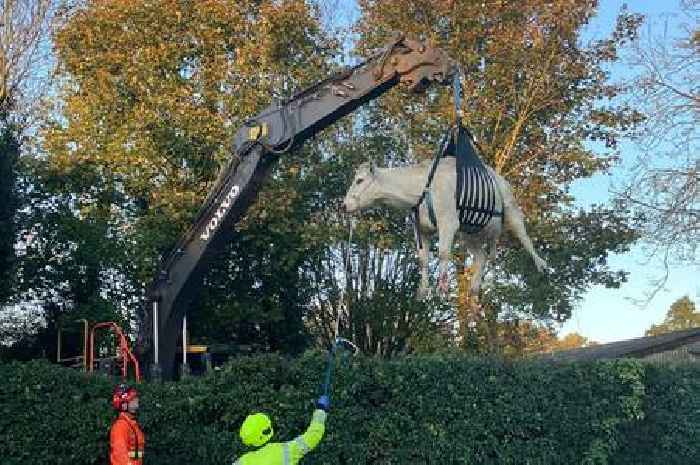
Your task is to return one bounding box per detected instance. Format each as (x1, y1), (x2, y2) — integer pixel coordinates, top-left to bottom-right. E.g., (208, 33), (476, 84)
(57, 320), (141, 382)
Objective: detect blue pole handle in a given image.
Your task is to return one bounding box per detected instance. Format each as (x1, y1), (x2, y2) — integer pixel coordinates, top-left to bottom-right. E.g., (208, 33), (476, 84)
(322, 344), (335, 397)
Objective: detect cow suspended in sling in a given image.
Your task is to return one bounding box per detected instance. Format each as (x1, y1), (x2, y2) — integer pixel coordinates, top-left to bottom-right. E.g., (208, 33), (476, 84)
(343, 126), (547, 297)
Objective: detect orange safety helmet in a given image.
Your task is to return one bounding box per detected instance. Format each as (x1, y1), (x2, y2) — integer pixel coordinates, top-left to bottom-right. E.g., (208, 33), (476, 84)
(112, 383), (138, 411)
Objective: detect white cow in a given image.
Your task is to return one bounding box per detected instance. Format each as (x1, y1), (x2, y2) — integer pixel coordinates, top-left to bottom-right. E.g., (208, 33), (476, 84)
(343, 158), (547, 297)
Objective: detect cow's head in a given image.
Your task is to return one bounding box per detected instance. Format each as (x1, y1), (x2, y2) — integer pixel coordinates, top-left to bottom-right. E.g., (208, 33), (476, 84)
(343, 161), (380, 213)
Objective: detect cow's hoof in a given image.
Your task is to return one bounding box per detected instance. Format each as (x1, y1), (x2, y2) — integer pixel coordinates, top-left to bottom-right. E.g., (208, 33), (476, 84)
(535, 257), (548, 273)
(438, 275), (449, 295)
(417, 286), (430, 300)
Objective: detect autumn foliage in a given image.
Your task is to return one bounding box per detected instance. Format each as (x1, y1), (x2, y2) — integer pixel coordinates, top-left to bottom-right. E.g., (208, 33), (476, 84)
(9, 0), (644, 356)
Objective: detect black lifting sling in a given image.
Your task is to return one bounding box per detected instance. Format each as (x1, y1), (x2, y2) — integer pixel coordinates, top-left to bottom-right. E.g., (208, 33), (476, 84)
(450, 122), (501, 233)
(412, 70), (502, 247)
(451, 69), (501, 233)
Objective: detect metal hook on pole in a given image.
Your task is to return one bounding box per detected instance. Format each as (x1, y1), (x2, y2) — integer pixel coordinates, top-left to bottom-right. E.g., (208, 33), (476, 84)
(321, 337), (359, 401)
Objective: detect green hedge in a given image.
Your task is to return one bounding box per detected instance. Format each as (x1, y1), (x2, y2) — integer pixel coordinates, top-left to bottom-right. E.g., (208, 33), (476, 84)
(1, 354), (697, 464)
(610, 362), (700, 465)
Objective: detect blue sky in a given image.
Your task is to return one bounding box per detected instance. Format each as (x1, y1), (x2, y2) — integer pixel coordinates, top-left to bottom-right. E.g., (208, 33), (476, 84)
(561, 0), (698, 343)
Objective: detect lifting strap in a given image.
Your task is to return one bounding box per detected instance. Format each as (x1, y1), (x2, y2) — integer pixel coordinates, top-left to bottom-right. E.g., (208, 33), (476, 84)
(451, 68), (501, 232)
(412, 128), (451, 250)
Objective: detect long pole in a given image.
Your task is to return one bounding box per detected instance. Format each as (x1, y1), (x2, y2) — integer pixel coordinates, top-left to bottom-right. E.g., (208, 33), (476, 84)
(153, 300), (159, 375)
(182, 314), (187, 366)
(81, 319), (88, 371)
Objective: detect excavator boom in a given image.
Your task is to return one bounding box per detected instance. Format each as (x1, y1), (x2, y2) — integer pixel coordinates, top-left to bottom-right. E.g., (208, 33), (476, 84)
(142, 34), (454, 379)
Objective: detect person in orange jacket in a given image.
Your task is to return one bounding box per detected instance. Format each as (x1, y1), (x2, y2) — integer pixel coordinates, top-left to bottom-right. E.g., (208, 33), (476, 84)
(110, 384), (145, 465)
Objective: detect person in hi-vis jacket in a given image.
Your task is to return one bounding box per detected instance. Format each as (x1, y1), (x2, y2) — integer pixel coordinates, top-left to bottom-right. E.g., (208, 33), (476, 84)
(233, 394), (330, 465)
(110, 384), (145, 465)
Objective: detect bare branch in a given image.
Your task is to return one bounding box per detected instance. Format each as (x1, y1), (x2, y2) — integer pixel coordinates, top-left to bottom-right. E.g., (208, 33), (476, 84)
(0, 0), (65, 122)
(618, 1), (700, 267)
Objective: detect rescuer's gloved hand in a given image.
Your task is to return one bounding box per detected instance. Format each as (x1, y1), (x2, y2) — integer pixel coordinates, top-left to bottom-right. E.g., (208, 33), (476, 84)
(316, 394), (330, 412)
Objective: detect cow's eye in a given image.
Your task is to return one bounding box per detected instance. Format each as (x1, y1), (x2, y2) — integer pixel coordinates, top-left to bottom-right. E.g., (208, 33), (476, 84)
(356, 178), (364, 185)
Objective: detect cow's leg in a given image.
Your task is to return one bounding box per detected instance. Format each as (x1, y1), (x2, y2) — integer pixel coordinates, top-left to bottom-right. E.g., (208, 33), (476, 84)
(437, 221), (459, 295)
(480, 236), (497, 287)
(486, 236), (497, 261)
(416, 230), (431, 299)
(468, 246), (487, 296)
(504, 206), (547, 272)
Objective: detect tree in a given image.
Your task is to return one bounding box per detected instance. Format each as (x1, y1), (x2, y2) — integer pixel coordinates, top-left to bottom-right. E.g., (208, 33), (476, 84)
(645, 295), (700, 336)
(616, 0), (699, 270)
(351, 0), (643, 351)
(39, 0), (338, 351)
(21, 0), (648, 361)
(10, 157), (133, 359)
(0, 0), (64, 329)
(187, 124), (455, 357)
(461, 317), (596, 357)
(555, 332), (596, 350)
(304, 224), (454, 357)
(0, 0), (59, 117)
(287, 123), (457, 356)
(1, 0), (57, 303)
(0, 114), (19, 304)
(190, 145), (327, 354)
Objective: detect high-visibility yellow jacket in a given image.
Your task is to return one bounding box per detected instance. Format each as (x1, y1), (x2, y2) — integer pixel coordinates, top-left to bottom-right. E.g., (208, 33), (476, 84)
(234, 410), (326, 465)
